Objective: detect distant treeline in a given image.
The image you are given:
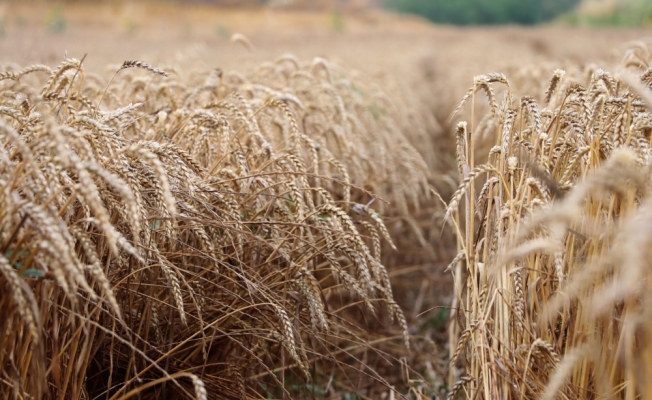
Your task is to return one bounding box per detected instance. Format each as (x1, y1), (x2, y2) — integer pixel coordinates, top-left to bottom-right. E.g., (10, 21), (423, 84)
(565, 0), (652, 27)
(385, 0), (582, 25)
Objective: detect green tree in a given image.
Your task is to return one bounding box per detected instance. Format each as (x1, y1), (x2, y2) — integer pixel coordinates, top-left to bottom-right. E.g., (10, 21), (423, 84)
(386, 0), (581, 25)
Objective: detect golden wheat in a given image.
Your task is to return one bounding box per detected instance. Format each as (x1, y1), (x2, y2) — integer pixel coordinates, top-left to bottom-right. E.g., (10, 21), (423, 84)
(445, 45), (652, 399)
(0, 55), (426, 398)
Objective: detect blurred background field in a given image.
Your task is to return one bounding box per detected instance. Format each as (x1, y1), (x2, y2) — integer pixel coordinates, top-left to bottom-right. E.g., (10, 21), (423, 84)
(3, 0), (652, 399)
(1, 0), (648, 117)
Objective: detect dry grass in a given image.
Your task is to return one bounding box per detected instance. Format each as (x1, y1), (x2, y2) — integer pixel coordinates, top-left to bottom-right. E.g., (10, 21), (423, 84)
(0, 53), (438, 399)
(445, 42), (652, 399)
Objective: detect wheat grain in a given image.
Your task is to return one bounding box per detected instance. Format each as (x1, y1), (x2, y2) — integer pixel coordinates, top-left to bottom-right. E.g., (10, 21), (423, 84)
(118, 60), (169, 77)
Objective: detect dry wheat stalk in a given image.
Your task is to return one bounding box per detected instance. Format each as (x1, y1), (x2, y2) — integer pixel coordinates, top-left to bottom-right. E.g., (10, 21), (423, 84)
(0, 54), (428, 399)
(119, 60), (169, 77)
(446, 51), (652, 399)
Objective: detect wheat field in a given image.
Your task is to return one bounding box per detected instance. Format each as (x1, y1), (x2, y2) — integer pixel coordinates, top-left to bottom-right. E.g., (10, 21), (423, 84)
(3, 1), (652, 399)
(0, 52), (441, 398)
(445, 44), (652, 399)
